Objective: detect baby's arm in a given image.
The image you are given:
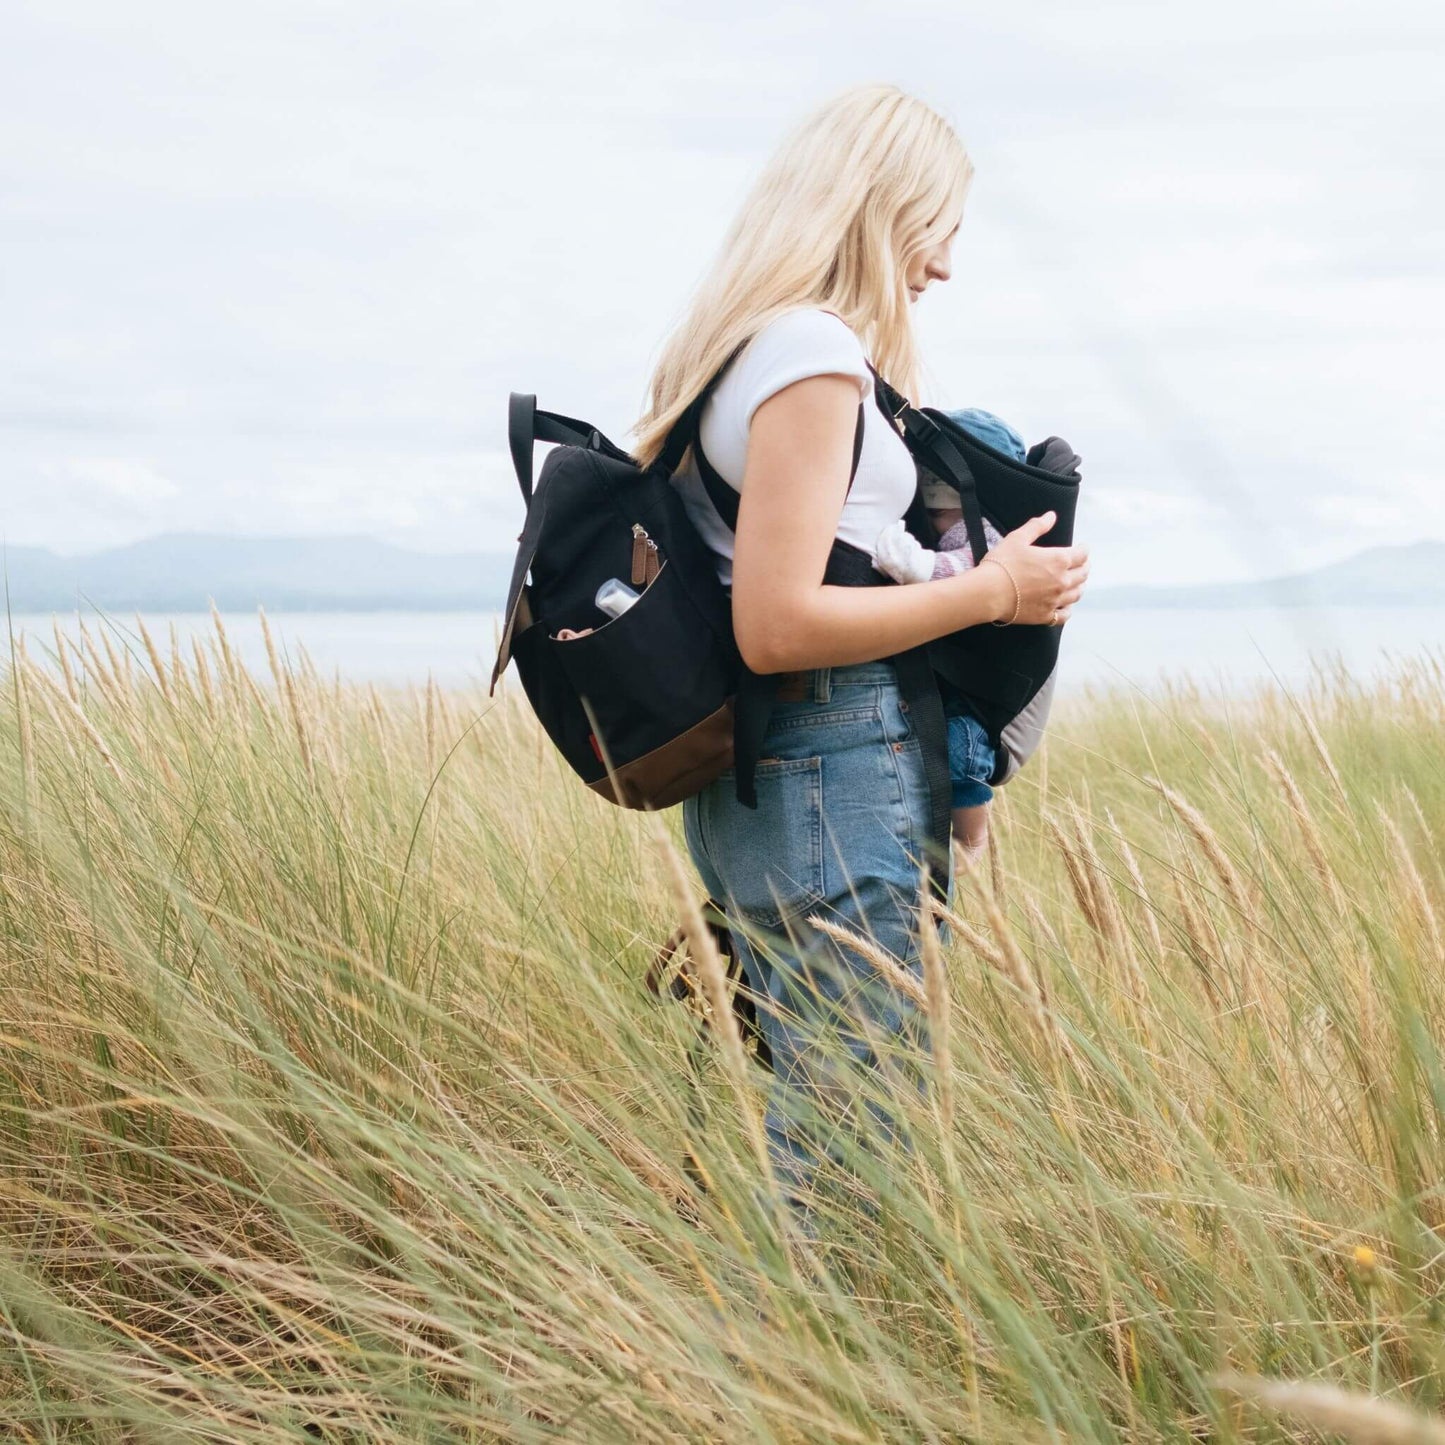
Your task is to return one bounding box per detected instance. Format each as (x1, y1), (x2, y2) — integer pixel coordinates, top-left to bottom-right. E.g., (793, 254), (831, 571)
(879, 434), (1019, 586)
(871, 519), (937, 584)
(872, 512), (1007, 585)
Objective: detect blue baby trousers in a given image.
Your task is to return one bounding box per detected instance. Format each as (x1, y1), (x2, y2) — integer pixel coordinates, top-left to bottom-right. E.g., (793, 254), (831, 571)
(682, 660), (950, 1232)
(947, 709), (997, 809)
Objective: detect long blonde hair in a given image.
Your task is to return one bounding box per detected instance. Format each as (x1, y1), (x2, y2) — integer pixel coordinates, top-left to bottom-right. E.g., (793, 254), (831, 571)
(630, 83), (972, 469)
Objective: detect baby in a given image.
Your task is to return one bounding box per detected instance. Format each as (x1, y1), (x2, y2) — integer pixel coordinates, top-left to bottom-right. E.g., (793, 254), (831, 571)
(871, 408), (1024, 872)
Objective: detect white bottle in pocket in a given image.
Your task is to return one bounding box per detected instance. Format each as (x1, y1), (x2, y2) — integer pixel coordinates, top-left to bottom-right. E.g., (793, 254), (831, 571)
(594, 578), (641, 620)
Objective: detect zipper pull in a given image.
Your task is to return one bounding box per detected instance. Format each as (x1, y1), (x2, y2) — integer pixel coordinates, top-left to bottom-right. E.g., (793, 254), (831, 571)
(631, 523), (648, 586)
(631, 522), (661, 586)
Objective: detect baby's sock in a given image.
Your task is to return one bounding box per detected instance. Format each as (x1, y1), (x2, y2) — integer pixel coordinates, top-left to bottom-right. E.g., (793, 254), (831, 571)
(931, 521), (980, 578)
(930, 518), (1004, 579)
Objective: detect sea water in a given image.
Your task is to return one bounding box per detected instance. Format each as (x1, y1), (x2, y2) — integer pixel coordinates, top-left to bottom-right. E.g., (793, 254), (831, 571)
(6, 606), (1440, 696)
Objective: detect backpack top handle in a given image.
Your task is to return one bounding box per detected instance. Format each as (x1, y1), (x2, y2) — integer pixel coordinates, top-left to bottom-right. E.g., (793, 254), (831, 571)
(507, 393), (612, 504)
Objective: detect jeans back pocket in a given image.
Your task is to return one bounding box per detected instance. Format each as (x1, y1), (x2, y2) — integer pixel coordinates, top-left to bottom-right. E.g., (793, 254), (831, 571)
(700, 755), (825, 930)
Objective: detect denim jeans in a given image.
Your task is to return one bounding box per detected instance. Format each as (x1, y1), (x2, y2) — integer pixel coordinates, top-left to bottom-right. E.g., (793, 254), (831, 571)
(681, 660), (950, 1230)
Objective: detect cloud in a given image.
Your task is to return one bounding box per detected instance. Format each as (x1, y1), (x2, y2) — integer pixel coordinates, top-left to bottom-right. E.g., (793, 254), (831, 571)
(45, 456), (180, 510)
(1090, 487), (1220, 528)
(275, 451), (524, 547)
(1310, 475), (1445, 536)
(0, 0), (1441, 585)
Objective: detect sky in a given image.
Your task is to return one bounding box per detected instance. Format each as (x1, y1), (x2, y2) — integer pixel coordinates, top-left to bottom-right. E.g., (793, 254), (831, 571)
(2, 0), (1442, 587)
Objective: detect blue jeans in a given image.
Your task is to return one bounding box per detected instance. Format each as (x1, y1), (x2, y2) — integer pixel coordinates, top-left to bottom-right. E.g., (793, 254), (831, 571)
(681, 661), (950, 1229)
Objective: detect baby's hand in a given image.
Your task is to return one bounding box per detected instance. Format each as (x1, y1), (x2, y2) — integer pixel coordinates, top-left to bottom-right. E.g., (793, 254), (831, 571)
(872, 519), (936, 585)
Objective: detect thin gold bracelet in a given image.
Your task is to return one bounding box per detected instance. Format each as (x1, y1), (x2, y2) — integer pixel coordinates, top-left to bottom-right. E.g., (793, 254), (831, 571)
(980, 554), (1020, 626)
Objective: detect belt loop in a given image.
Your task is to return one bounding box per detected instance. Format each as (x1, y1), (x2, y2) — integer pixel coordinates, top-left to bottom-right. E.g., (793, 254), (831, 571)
(812, 667), (832, 703)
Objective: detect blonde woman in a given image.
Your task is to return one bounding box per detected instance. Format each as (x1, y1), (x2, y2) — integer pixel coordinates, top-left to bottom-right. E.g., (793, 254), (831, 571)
(632, 84), (1088, 1228)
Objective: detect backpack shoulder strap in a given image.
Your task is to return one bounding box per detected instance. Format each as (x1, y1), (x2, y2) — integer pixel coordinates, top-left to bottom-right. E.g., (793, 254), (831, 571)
(693, 398), (861, 534)
(654, 332), (870, 524)
(692, 398), (866, 534)
(651, 339), (750, 480)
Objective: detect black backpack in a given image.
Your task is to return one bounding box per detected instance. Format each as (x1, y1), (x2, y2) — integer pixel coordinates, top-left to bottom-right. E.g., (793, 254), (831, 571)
(489, 391), (736, 810)
(490, 344), (864, 813)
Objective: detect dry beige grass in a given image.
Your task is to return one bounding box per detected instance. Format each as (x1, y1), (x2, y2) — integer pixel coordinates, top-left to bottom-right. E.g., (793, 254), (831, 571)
(1, 617), (1444, 1441)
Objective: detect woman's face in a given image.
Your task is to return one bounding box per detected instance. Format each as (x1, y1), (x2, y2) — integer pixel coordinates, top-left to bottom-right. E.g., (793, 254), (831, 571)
(905, 221), (959, 304)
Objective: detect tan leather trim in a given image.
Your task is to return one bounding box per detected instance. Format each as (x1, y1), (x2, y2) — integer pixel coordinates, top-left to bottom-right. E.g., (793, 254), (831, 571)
(490, 588), (533, 694)
(588, 699), (735, 809)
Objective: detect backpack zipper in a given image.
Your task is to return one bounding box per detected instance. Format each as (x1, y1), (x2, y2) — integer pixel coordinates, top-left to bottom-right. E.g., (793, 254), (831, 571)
(630, 523), (661, 587)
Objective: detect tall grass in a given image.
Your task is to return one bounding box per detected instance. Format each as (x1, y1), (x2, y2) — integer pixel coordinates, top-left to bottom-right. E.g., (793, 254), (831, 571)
(2, 612), (1444, 1442)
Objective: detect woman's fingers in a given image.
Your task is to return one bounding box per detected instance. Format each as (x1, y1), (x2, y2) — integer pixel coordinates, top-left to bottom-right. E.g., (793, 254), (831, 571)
(1007, 511), (1057, 546)
(989, 518), (1089, 624)
(1058, 581), (1085, 605)
(1054, 555), (1088, 593)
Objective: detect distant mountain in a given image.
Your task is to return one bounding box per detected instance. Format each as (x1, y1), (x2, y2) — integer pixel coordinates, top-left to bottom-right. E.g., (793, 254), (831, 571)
(1, 533), (515, 613)
(1090, 541), (1445, 610)
(4, 533), (1442, 616)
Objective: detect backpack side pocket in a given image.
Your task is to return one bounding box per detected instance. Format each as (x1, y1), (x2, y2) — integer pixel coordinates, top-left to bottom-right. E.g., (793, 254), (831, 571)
(553, 562), (737, 807)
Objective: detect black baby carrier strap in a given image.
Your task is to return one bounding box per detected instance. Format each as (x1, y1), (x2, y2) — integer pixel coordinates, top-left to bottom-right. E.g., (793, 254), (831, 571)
(680, 376), (954, 894)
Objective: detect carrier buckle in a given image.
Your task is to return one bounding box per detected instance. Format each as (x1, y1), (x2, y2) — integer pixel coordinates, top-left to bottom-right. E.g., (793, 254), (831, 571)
(903, 410), (941, 445)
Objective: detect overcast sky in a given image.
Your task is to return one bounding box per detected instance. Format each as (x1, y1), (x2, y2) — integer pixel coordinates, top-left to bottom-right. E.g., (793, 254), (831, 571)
(2, 0), (1442, 586)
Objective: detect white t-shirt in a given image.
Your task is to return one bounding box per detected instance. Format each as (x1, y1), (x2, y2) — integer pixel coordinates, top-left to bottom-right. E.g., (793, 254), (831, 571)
(672, 307), (919, 589)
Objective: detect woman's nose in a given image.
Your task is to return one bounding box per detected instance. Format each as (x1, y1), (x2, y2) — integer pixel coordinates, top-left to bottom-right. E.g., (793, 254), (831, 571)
(928, 252), (951, 283)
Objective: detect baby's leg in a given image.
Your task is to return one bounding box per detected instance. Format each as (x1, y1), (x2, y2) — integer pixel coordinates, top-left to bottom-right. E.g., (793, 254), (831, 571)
(952, 802), (991, 873)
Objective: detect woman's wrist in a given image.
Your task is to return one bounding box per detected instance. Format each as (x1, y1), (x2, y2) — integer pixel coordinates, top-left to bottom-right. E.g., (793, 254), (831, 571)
(943, 557), (1011, 626)
(979, 554), (1022, 626)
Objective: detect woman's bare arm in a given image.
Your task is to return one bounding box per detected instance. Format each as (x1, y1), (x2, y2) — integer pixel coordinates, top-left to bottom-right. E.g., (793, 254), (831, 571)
(730, 373), (1089, 674)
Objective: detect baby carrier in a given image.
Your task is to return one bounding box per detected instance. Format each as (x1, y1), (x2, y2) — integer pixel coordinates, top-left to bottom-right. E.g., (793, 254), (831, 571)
(869, 366), (1082, 787)
(490, 343), (1081, 882)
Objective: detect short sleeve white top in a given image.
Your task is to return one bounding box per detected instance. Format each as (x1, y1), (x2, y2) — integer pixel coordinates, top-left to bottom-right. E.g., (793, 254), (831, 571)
(671, 307), (918, 589)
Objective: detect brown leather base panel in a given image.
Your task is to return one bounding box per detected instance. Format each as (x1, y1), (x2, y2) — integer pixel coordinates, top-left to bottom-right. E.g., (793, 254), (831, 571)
(588, 698), (736, 810)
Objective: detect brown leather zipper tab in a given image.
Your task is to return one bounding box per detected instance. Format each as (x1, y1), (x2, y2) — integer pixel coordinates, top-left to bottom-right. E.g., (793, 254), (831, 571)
(632, 523), (661, 587)
(631, 524), (648, 586)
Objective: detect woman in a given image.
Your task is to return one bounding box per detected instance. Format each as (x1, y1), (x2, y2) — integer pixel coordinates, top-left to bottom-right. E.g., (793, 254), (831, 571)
(630, 84), (1088, 1225)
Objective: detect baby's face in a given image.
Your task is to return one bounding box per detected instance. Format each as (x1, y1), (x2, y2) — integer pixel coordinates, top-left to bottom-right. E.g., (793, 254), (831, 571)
(928, 505), (965, 531)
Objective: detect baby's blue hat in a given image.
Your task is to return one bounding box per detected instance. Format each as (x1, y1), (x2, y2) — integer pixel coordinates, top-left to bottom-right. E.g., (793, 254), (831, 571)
(942, 407), (1026, 463)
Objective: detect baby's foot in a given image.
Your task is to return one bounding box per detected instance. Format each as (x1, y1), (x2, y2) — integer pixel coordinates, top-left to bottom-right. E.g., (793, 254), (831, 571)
(935, 518), (1006, 571)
